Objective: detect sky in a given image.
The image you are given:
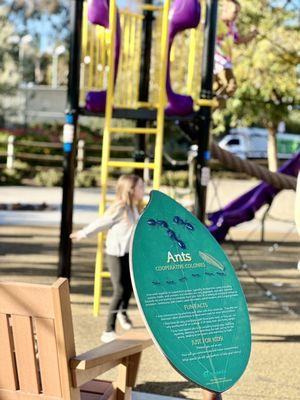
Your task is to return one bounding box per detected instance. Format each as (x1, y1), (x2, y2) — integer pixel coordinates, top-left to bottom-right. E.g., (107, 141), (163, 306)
(7, 0), (140, 52)
(7, 0), (299, 52)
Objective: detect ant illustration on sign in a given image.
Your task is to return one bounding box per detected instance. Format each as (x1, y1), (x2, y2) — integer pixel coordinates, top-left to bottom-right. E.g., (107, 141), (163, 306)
(173, 216), (195, 231)
(152, 280), (161, 286)
(147, 218), (186, 249)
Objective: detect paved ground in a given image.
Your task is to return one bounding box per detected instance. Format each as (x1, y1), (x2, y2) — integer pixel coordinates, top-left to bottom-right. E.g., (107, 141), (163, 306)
(0, 183), (299, 399)
(0, 181), (298, 241)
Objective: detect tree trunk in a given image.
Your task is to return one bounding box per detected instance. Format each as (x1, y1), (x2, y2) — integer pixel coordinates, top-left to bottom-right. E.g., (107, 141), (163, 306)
(35, 56), (42, 84)
(267, 126), (278, 172)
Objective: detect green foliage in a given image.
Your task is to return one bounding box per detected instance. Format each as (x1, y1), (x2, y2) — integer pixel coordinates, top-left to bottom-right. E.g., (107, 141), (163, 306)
(0, 130), (9, 138)
(161, 171), (189, 188)
(75, 166), (101, 188)
(4, 0), (70, 42)
(34, 168), (62, 187)
(0, 1), (70, 87)
(0, 7), (19, 121)
(213, 0), (300, 133)
(0, 160), (29, 185)
(286, 111), (300, 134)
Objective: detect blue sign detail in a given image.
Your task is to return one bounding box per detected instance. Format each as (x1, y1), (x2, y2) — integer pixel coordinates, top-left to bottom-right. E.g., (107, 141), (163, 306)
(64, 143), (72, 153)
(65, 114), (74, 124)
(204, 150), (211, 161)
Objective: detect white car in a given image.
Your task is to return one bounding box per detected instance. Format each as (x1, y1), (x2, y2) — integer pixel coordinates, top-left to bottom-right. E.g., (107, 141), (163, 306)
(218, 128), (300, 159)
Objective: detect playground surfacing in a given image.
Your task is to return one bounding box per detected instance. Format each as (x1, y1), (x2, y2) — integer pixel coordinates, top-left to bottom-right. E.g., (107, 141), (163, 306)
(0, 223), (299, 400)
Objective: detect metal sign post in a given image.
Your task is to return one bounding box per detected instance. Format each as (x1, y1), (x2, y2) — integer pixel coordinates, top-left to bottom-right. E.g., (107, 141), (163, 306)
(195, 0), (218, 222)
(58, 0), (83, 279)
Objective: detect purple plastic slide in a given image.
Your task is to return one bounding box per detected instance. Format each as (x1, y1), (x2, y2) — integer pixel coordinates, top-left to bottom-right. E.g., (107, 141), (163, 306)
(208, 152), (300, 242)
(85, 0), (121, 113)
(166, 0), (201, 116)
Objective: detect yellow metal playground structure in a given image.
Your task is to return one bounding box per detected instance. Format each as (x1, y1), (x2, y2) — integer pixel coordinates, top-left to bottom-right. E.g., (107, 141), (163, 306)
(79, 0), (217, 315)
(81, 2), (206, 109)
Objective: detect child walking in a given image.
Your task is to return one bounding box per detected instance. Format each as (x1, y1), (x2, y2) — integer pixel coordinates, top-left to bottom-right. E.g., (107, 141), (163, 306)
(70, 174), (145, 343)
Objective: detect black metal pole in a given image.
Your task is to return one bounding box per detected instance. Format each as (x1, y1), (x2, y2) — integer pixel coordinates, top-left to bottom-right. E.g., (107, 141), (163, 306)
(134, 0), (154, 176)
(58, 0), (83, 279)
(195, 0), (218, 222)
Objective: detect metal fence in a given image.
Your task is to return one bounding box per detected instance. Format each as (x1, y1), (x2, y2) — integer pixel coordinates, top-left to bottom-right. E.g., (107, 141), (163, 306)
(0, 135), (134, 171)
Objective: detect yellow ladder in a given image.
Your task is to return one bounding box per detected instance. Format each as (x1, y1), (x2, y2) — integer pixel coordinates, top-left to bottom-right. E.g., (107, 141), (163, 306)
(93, 0), (171, 316)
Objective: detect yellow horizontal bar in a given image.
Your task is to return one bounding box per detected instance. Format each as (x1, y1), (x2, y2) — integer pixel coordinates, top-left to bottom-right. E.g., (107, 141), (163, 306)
(120, 10), (144, 19)
(137, 101), (159, 109)
(101, 271), (111, 278)
(108, 161), (155, 169)
(195, 98), (219, 107)
(141, 4), (162, 11)
(110, 127), (158, 134)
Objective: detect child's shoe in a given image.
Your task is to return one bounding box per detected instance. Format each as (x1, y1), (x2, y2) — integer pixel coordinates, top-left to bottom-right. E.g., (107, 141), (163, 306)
(117, 312), (133, 330)
(101, 330), (117, 343)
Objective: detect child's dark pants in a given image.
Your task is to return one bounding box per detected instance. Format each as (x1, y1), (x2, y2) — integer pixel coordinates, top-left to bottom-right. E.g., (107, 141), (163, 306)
(106, 253), (132, 331)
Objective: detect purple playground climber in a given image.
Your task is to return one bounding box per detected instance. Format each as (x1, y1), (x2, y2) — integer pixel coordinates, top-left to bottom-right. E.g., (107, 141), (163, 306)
(166, 0), (201, 116)
(208, 152), (300, 242)
(85, 0), (121, 113)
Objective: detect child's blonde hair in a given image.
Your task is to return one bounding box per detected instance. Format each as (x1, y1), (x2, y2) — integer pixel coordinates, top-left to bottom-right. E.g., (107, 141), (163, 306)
(113, 174), (144, 212)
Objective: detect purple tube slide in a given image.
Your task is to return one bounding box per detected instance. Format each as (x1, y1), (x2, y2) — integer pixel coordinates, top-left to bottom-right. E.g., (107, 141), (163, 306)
(85, 0), (121, 113)
(166, 0), (201, 116)
(208, 152), (300, 242)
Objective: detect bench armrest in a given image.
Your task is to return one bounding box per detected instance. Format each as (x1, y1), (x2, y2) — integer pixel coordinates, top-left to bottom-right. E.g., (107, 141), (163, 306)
(70, 330), (153, 387)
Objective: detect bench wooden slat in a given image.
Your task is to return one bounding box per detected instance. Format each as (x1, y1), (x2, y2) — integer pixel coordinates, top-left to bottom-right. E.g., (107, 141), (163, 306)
(80, 393), (100, 400)
(11, 315), (39, 393)
(0, 314), (17, 390)
(35, 317), (62, 397)
(80, 380), (112, 393)
(52, 279), (80, 400)
(0, 282), (54, 318)
(0, 389), (61, 400)
(80, 380), (114, 400)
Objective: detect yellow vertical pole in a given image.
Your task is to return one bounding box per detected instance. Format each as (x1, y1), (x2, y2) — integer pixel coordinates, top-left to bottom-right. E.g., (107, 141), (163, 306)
(152, 11), (163, 107)
(88, 25), (95, 89)
(93, 0), (117, 316)
(134, 17), (143, 107)
(192, 24), (202, 100)
(187, 28), (197, 95)
(116, 12), (125, 107)
(81, 2), (89, 102)
(95, 26), (101, 88)
(127, 15), (136, 108)
(124, 13), (131, 106)
(99, 28), (105, 87)
(153, 0), (170, 189)
(82, 3), (88, 58)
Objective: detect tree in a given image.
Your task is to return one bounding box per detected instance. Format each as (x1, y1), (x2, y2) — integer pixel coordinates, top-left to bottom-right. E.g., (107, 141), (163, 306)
(4, 0), (69, 41)
(0, 5), (19, 125)
(213, 0), (300, 170)
(3, 0), (70, 84)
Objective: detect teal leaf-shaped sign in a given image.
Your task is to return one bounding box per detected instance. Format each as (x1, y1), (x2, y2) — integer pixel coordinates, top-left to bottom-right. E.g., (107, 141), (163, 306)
(130, 191), (251, 393)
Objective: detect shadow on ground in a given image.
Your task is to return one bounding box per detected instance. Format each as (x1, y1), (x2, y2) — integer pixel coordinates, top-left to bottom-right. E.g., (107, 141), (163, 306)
(0, 226), (299, 318)
(135, 381), (197, 398)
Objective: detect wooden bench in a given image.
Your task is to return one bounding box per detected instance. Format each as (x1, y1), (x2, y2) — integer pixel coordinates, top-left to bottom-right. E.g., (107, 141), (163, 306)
(0, 278), (152, 400)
